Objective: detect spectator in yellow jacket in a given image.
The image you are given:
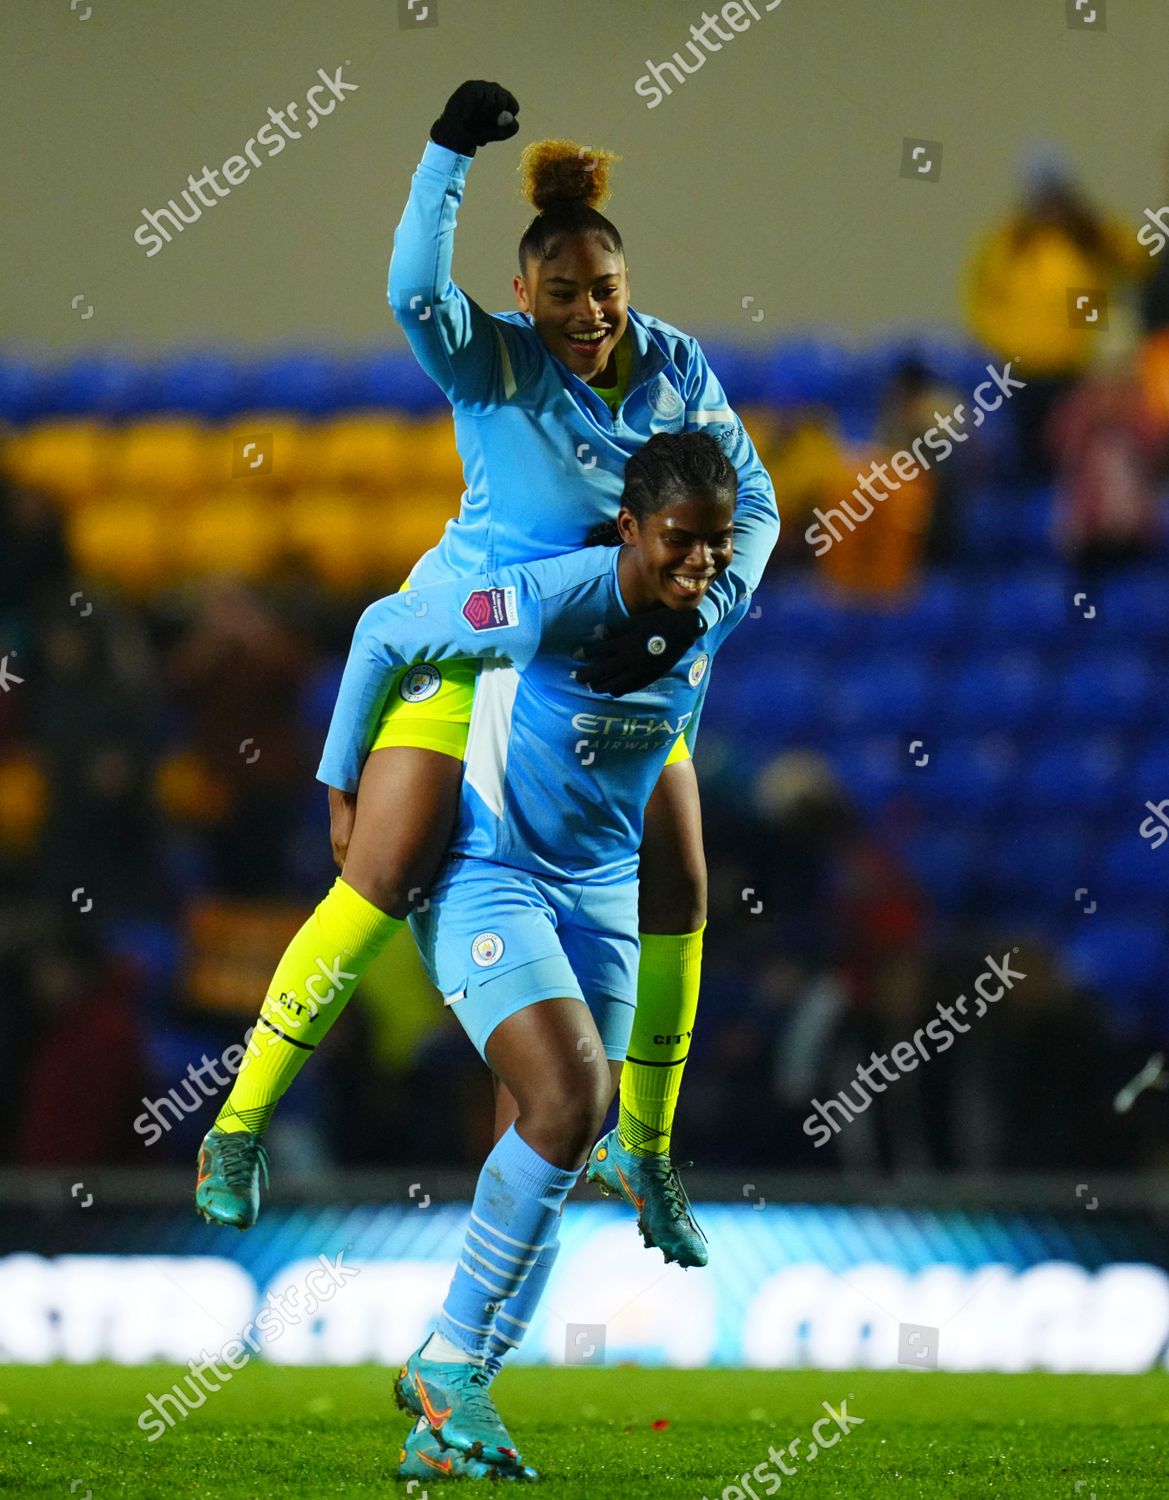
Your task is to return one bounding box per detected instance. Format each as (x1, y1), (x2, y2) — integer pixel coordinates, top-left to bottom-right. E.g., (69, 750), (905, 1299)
(963, 147), (1146, 481)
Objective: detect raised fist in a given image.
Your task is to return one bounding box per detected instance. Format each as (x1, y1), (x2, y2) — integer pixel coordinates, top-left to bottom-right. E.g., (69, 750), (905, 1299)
(430, 80), (519, 157)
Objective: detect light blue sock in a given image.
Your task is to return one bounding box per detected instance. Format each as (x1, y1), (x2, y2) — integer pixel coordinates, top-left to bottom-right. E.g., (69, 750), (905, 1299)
(484, 1232), (562, 1379)
(436, 1125), (579, 1361)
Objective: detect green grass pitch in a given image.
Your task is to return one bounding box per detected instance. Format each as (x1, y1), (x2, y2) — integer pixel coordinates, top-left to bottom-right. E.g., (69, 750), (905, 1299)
(2, 1363), (1165, 1497)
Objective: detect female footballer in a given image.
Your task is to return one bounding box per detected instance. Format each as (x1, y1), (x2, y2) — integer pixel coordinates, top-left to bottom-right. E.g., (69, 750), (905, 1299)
(197, 83), (778, 1267)
(338, 432), (745, 1480)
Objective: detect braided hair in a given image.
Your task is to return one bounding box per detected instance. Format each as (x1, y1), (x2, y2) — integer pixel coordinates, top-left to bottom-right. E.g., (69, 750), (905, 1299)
(517, 138), (623, 270)
(586, 431), (738, 546)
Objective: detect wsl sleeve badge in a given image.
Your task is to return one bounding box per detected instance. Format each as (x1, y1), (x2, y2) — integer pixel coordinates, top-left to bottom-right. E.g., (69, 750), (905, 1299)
(471, 932), (505, 967)
(462, 586), (519, 631)
(399, 664), (443, 702)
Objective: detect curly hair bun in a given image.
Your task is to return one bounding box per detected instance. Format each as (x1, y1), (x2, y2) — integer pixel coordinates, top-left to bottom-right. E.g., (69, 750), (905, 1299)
(517, 138), (620, 213)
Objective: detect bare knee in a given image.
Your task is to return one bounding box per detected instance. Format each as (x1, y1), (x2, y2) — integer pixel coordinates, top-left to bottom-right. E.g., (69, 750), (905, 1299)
(639, 859), (707, 934)
(339, 825), (433, 916)
(519, 1064), (611, 1168)
(342, 859), (427, 920)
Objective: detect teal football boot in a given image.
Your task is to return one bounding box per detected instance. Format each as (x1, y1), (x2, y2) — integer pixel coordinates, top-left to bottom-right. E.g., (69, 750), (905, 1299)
(586, 1128), (708, 1268)
(395, 1344), (522, 1466)
(195, 1127), (269, 1229)
(399, 1417), (538, 1482)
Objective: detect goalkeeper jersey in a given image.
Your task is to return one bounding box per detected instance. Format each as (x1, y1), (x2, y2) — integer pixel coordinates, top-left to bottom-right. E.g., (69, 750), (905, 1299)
(317, 545), (749, 884)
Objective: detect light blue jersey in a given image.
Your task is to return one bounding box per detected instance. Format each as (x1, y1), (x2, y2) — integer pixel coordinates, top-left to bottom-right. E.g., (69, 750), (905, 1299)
(317, 545), (748, 885)
(390, 142), (777, 614)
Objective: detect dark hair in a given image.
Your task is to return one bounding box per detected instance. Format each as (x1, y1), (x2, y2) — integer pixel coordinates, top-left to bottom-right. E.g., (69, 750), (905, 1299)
(1013, 182), (1107, 261)
(517, 139), (624, 271)
(586, 431), (738, 546)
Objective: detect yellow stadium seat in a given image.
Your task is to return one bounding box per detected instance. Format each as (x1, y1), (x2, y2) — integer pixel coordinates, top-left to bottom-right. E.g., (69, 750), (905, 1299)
(407, 417), (466, 491)
(217, 415), (305, 488)
(368, 489), (459, 581)
(283, 490), (382, 589)
(184, 896), (312, 1017)
(154, 749), (231, 824)
(0, 753), (48, 854)
(4, 421), (113, 505)
(69, 497), (171, 593)
(114, 419), (212, 495)
(177, 491), (282, 579)
(310, 415), (416, 489)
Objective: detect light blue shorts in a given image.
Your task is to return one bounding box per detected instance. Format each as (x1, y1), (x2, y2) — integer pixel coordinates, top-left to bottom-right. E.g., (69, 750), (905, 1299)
(409, 857), (639, 1064)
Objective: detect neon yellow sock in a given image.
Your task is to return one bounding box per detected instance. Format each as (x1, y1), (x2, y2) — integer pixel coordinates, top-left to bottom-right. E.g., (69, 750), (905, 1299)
(214, 877), (402, 1135)
(617, 925), (704, 1157)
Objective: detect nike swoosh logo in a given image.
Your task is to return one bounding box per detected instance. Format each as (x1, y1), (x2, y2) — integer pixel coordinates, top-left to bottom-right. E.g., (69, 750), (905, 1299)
(419, 1450), (454, 1474)
(415, 1375), (452, 1431)
(417, 1446), (456, 1470)
(615, 1165), (646, 1213)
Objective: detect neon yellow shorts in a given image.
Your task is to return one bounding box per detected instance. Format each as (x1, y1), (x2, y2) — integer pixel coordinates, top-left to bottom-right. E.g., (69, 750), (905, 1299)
(369, 580), (692, 766)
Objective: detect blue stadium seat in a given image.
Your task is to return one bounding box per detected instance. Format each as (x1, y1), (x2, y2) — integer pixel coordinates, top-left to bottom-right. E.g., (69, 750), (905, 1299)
(904, 335), (993, 392)
(151, 353), (249, 419)
(1056, 650), (1155, 729)
(760, 339), (853, 407)
(824, 654), (931, 733)
(683, 341), (770, 408)
(1063, 918), (1166, 1017)
(103, 918), (181, 1007)
(901, 572), (968, 641)
(959, 501), (1002, 563)
(1092, 568), (1169, 642)
(977, 569), (1072, 643)
(905, 736), (1017, 816)
(894, 826), (983, 913)
(714, 656), (827, 738)
(1134, 740), (1169, 794)
(962, 498), (1053, 561)
(1015, 736), (1125, 814)
(0, 356), (51, 422)
(845, 573), (967, 650)
(47, 353), (149, 419)
(935, 650), (1045, 732)
(1101, 829), (1169, 898)
(969, 480), (1057, 510)
(855, 334), (988, 397)
(821, 737), (902, 813)
(299, 658), (346, 740)
(741, 578), (854, 651)
(982, 821), (1092, 904)
(354, 351), (452, 415)
(243, 352), (349, 417)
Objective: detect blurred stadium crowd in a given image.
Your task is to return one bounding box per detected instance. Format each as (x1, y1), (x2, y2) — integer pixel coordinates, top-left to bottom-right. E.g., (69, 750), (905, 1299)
(4, 150), (1169, 1177)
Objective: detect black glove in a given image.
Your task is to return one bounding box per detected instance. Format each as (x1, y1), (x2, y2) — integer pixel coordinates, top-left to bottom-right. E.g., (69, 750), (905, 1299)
(575, 607), (706, 698)
(430, 80), (519, 157)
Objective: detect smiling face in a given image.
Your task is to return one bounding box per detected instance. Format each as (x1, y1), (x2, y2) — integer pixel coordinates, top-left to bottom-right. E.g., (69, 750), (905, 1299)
(616, 490), (736, 615)
(514, 233), (629, 383)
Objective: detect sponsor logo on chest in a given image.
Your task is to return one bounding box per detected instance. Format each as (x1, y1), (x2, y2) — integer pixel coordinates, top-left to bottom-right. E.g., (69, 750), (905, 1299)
(571, 709), (693, 752)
